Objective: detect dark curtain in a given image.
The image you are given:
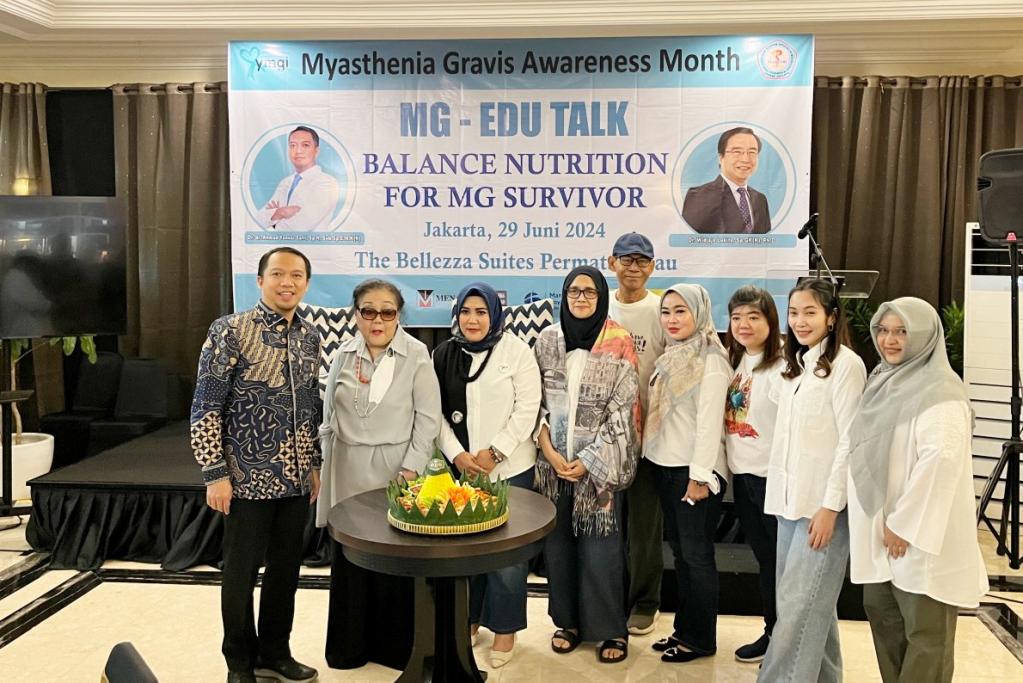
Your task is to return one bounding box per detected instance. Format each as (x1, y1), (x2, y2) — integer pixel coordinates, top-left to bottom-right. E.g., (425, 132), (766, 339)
(112, 83), (231, 418)
(812, 75), (1023, 307)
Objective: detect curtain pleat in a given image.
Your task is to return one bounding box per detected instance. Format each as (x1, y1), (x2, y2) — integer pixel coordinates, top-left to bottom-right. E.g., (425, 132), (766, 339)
(112, 83), (231, 418)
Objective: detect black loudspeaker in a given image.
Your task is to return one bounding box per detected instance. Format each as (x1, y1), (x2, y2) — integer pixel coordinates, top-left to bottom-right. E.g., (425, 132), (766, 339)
(978, 148), (1023, 244)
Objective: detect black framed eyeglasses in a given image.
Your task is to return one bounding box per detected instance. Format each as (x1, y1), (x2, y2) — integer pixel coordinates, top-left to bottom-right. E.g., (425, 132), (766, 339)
(617, 255), (652, 268)
(358, 308), (398, 321)
(566, 287), (600, 300)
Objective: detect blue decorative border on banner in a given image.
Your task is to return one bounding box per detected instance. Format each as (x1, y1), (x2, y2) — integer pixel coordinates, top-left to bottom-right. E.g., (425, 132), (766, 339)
(234, 273), (801, 330)
(229, 36), (814, 91)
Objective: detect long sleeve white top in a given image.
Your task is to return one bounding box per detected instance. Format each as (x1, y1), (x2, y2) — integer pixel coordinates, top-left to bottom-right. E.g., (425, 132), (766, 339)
(437, 333), (542, 478)
(764, 342), (866, 521)
(847, 400), (989, 608)
(255, 164), (340, 232)
(643, 352), (731, 493)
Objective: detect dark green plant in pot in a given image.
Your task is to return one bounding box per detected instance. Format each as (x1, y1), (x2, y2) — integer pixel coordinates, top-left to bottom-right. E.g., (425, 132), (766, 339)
(941, 301), (964, 378)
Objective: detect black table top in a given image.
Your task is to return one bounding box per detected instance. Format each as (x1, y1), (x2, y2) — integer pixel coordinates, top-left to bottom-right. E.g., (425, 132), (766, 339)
(327, 487), (556, 563)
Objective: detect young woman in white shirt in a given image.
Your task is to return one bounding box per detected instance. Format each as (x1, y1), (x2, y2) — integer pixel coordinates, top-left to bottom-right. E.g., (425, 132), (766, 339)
(432, 282), (542, 668)
(722, 285), (785, 664)
(758, 278), (866, 683)
(846, 298), (987, 683)
(645, 284), (731, 663)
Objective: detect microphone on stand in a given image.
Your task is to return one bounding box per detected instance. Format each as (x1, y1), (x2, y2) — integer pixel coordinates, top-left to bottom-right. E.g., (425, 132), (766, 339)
(798, 213), (819, 240)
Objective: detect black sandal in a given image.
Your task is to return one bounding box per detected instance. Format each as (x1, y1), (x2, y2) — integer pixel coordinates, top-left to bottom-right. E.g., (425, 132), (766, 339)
(598, 639), (628, 663)
(652, 636), (681, 652)
(551, 629), (581, 654)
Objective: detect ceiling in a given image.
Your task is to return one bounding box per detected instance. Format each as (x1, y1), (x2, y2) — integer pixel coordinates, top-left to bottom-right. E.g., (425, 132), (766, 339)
(2, 1), (1022, 85)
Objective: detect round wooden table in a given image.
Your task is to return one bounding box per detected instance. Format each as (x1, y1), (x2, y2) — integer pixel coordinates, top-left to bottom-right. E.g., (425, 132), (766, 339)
(327, 486), (556, 683)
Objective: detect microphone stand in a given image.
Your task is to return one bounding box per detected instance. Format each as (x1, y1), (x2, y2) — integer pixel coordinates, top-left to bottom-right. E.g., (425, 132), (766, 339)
(799, 215), (840, 289)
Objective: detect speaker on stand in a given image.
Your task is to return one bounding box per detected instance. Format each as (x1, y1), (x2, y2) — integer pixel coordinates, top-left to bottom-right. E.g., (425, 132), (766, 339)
(976, 148), (1023, 569)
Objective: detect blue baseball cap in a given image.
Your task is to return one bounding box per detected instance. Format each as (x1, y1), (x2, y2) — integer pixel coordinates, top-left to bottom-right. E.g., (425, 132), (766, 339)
(612, 232), (655, 259)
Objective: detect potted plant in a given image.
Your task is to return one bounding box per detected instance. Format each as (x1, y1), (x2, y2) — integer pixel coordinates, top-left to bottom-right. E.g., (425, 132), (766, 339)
(1, 336), (96, 502)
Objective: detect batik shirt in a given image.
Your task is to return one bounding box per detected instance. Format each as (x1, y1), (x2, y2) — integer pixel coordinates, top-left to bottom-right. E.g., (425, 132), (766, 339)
(190, 300), (323, 500)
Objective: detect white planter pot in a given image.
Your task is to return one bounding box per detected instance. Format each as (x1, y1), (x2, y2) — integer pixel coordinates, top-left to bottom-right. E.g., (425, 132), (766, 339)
(2, 432), (54, 502)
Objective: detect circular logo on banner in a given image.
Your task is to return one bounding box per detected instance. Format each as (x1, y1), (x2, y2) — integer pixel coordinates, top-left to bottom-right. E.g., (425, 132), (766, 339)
(758, 40), (798, 80)
(240, 124), (357, 232)
(670, 122), (797, 235)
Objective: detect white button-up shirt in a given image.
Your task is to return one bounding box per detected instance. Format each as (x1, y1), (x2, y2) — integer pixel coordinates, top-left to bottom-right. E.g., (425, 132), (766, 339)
(848, 401), (989, 608)
(256, 164), (340, 232)
(765, 342), (866, 521)
(437, 333), (542, 478)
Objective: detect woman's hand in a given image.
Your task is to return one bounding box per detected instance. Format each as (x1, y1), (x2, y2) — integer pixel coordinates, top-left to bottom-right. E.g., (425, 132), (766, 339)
(558, 459), (588, 482)
(397, 468), (417, 483)
(883, 523), (909, 559)
(683, 479), (710, 504)
(807, 507), (839, 550)
(454, 452), (483, 476)
(475, 448), (498, 474)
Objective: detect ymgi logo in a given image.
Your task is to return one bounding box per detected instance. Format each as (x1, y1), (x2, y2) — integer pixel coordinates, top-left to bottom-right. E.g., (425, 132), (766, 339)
(417, 290), (434, 308)
(238, 46), (290, 80)
(757, 40), (797, 80)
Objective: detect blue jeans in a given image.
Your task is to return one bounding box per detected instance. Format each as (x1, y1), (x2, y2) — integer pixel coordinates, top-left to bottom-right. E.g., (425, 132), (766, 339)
(733, 473), (778, 635)
(469, 467), (535, 634)
(759, 512), (850, 683)
(653, 463), (725, 655)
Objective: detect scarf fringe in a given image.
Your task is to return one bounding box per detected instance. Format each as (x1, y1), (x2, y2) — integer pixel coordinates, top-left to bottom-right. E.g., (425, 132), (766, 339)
(537, 461), (619, 537)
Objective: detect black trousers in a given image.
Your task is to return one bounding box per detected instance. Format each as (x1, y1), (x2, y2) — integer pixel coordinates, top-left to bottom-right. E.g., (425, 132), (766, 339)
(732, 472), (778, 635)
(221, 495), (309, 673)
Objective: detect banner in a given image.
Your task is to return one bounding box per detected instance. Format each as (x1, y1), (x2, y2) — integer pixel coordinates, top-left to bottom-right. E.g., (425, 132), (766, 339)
(229, 36), (813, 327)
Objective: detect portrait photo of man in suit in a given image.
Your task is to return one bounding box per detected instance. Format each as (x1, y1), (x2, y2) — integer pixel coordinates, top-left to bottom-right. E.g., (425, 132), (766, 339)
(681, 127), (772, 235)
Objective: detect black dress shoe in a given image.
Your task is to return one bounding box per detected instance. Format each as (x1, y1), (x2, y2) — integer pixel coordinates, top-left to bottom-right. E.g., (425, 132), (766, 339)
(227, 672), (257, 683)
(254, 657), (318, 683)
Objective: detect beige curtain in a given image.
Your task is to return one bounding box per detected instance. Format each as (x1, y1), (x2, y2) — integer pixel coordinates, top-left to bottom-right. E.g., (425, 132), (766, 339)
(812, 75), (1023, 307)
(113, 83), (231, 418)
(0, 82), (63, 421)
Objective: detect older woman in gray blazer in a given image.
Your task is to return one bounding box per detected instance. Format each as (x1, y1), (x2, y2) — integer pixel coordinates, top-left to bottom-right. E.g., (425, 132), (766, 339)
(317, 278), (442, 671)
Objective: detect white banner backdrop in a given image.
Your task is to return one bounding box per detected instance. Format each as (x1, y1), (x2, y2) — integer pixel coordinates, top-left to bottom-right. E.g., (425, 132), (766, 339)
(229, 36), (813, 326)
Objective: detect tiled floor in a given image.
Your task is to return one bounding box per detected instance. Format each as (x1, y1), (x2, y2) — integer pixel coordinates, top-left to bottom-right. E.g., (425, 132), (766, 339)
(0, 520), (1020, 682)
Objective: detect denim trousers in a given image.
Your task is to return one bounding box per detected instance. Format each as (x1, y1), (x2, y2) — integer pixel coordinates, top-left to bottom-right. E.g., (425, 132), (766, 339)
(759, 512), (850, 683)
(469, 467), (536, 634)
(545, 487), (628, 643)
(733, 472), (778, 635)
(652, 463), (725, 655)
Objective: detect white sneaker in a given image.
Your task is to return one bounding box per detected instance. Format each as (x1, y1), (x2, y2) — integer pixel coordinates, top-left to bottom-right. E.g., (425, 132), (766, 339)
(627, 609), (659, 635)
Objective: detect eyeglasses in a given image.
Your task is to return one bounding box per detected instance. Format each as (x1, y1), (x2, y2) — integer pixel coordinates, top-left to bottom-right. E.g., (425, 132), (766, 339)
(872, 325), (907, 339)
(566, 287), (600, 300)
(358, 308), (398, 321)
(724, 149), (759, 159)
(617, 256), (652, 268)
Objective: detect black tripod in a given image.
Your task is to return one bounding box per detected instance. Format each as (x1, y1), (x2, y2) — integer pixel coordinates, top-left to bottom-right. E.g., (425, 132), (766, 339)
(977, 240), (1022, 570)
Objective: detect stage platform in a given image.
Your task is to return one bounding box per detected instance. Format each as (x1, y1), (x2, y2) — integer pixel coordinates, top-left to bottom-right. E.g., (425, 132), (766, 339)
(23, 422), (866, 618)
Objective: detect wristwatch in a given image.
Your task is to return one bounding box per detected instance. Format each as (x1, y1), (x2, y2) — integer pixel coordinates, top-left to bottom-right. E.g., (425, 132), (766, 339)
(488, 445), (505, 464)
(692, 480), (709, 488)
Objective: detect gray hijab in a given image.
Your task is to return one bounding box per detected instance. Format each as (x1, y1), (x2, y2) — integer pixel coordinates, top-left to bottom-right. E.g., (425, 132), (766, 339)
(848, 297), (970, 516)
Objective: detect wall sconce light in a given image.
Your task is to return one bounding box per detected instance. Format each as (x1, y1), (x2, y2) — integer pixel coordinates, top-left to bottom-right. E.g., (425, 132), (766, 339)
(12, 178), (32, 196)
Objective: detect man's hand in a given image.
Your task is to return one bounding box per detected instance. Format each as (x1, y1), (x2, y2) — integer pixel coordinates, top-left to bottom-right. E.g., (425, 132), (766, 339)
(309, 469), (321, 505)
(455, 452), (483, 476)
(207, 479), (233, 515)
(883, 523), (909, 559)
(807, 507), (839, 550)
(272, 206), (301, 221)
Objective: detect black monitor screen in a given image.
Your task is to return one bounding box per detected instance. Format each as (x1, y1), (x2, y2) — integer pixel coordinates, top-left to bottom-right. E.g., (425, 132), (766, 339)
(0, 196), (127, 339)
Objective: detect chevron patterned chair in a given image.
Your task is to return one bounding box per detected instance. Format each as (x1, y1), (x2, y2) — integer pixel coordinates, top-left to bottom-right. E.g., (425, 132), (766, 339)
(297, 298), (555, 391)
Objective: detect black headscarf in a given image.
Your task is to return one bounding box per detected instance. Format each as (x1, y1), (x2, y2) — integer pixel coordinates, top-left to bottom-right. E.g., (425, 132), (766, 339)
(560, 265), (609, 353)
(432, 282), (506, 454)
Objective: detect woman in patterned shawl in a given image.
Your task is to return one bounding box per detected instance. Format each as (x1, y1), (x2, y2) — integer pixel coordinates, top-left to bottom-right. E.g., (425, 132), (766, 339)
(535, 265), (641, 664)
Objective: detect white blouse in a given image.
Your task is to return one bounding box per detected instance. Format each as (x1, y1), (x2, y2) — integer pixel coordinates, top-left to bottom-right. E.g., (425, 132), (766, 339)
(436, 333), (542, 478)
(764, 342), (866, 521)
(643, 352), (731, 493)
(848, 401), (989, 608)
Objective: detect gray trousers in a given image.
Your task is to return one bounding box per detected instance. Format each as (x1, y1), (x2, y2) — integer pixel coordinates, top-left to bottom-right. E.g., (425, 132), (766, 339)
(863, 582), (958, 683)
(625, 457), (664, 616)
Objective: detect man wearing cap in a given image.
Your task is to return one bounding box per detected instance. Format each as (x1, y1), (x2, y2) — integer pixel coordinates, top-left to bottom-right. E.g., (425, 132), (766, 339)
(607, 232), (668, 636)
